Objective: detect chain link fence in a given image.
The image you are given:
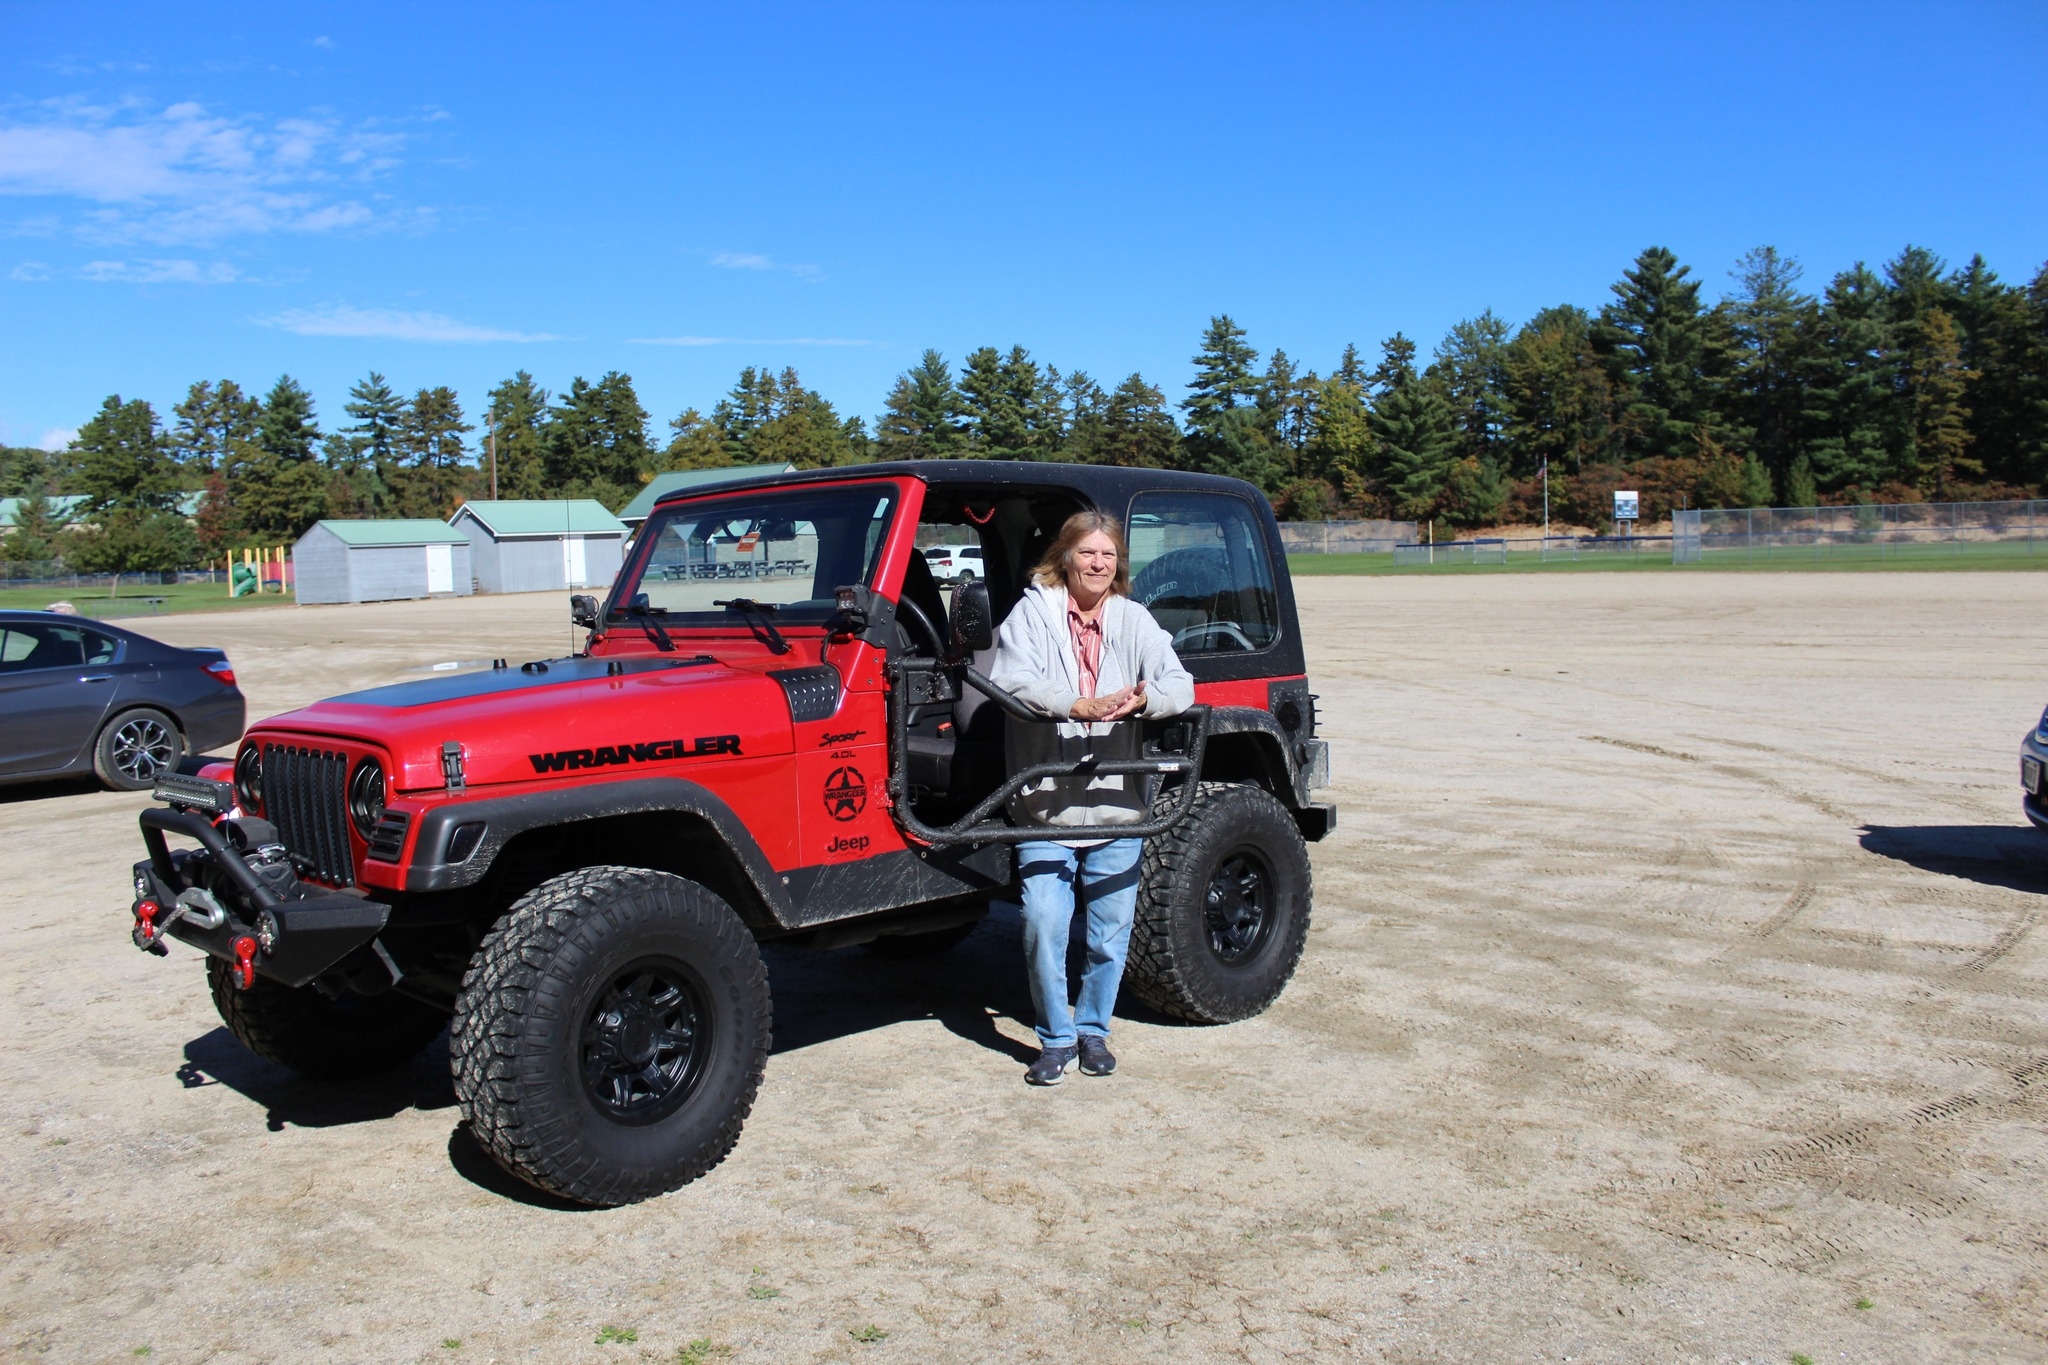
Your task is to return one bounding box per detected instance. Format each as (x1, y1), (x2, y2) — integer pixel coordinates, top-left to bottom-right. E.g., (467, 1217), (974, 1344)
(1672, 500), (2048, 565)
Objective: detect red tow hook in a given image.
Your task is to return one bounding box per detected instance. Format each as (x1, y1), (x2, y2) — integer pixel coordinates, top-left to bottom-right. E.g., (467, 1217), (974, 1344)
(131, 900), (168, 956)
(229, 935), (259, 991)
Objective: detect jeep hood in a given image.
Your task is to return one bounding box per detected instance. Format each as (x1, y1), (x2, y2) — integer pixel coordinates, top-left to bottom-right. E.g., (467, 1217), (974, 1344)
(247, 655), (799, 791)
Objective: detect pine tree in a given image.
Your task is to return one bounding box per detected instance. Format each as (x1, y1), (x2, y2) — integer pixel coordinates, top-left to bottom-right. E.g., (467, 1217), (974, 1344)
(1368, 333), (1417, 399)
(1724, 247), (1814, 492)
(1503, 306), (1614, 476)
(1947, 255), (2033, 490)
(1905, 307), (1980, 498)
(485, 371), (551, 498)
(662, 407), (729, 471)
(171, 380), (259, 478)
(1333, 343), (1368, 389)
(1432, 312), (1512, 470)
(1597, 246), (1712, 460)
(1301, 374), (1374, 506)
(392, 386), (475, 517)
(1801, 264), (1907, 495)
(1368, 341), (1456, 519)
(710, 367), (859, 469)
(72, 395), (174, 515)
(1181, 315), (1260, 439)
(341, 372), (408, 511)
(957, 346), (1059, 458)
(546, 372), (652, 505)
(1094, 374), (1181, 469)
(876, 350), (965, 459)
(1258, 349), (1315, 461)
(233, 377), (328, 540)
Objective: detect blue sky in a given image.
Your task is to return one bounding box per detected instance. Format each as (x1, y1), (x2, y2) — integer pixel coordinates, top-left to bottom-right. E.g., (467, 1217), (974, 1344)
(3, 1), (2044, 452)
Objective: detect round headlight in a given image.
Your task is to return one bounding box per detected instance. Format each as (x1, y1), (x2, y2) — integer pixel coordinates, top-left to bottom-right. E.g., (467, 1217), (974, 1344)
(234, 744), (264, 814)
(348, 758), (387, 838)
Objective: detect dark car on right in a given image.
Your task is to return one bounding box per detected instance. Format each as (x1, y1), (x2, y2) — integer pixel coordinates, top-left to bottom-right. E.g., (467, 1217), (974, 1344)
(0, 610), (245, 790)
(2023, 705), (2048, 832)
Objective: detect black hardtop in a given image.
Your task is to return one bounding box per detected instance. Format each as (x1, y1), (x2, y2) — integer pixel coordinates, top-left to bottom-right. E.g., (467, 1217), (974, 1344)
(645, 459), (1305, 685)
(649, 459), (1271, 515)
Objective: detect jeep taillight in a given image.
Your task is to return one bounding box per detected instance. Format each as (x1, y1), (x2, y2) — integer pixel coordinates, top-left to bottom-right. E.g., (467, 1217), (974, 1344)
(205, 659), (237, 686)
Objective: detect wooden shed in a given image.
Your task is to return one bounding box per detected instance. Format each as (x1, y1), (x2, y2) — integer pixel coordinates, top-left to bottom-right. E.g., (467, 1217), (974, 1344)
(448, 500), (628, 594)
(292, 520), (475, 605)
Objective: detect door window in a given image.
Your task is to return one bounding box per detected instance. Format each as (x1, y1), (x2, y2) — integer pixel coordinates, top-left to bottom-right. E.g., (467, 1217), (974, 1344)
(0, 622), (93, 673)
(1126, 493), (1279, 655)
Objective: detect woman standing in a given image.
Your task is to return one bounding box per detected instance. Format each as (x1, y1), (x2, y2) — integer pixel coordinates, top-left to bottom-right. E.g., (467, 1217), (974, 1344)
(989, 511), (1195, 1085)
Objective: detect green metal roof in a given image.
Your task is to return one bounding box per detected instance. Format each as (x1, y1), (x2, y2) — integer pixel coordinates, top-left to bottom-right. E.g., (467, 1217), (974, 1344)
(451, 499), (626, 538)
(307, 519), (471, 547)
(617, 464), (798, 522)
(0, 494), (88, 527)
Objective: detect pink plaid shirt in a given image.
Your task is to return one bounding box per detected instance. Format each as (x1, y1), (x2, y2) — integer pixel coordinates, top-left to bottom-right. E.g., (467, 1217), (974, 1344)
(1068, 607), (1103, 700)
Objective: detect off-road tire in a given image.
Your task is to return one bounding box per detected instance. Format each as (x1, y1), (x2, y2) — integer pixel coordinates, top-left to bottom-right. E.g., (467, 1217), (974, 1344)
(450, 865), (770, 1207)
(1124, 782), (1312, 1023)
(207, 958), (447, 1078)
(862, 918), (980, 958)
(93, 706), (184, 791)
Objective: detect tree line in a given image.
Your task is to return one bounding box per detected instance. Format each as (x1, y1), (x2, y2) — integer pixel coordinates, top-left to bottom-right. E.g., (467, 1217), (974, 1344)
(4, 241), (2043, 572)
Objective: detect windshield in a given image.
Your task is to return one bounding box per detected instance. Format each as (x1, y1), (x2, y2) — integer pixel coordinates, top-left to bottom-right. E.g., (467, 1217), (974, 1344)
(612, 483), (899, 624)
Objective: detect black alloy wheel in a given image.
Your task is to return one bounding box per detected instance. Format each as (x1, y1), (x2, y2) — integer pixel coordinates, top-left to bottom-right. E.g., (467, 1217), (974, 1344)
(94, 707), (184, 790)
(580, 958), (711, 1124)
(1124, 782), (1313, 1024)
(1204, 850), (1274, 964)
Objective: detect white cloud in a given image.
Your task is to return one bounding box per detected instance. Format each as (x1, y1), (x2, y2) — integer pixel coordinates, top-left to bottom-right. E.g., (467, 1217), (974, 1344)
(627, 335), (873, 347)
(258, 304), (559, 343)
(81, 257), (241, 284)
(0, 99), (405, 243)
(709, 250), (822, 280)
(9, 260), (50, 280)
(39, 428), (76, 451)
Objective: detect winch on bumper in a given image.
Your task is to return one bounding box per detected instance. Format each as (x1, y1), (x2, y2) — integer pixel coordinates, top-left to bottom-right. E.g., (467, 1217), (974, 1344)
(129, 772), (391, 991)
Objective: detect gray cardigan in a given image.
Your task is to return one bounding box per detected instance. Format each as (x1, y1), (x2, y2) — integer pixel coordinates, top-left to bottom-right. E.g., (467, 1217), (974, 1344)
(988, 584), (1195, 834)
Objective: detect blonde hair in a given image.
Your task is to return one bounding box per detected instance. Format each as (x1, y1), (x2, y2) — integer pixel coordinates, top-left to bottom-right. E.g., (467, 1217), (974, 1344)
(1031, 510), (1132, 596)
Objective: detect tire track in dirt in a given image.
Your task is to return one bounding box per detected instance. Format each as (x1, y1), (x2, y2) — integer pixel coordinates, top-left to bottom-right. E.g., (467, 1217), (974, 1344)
(1754, 883), (1818, 938)
(1956, 910), (2040, 974)
(1634, 1054), (2048, 1270)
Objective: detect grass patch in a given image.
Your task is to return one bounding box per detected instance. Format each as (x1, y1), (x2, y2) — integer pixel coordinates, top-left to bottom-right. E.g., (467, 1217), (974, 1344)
(1791, 1354), (1815, 1365)
(1288, 539), (2048, 577)
(676, 1341), (731, 1364)
(0, 581), (296, 619)
(848, 1325), (889, 1343)
(1856, 1296), (1874, 1310)
(594, 1326), (638, 1345)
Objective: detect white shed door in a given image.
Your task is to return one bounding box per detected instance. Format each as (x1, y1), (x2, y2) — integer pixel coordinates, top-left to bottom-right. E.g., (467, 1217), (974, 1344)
(562, 535), (587, 587)
(425, 543), (454, 594)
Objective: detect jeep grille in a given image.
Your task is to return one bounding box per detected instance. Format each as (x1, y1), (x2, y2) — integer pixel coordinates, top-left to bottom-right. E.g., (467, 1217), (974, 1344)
(260, 743), (356, 886)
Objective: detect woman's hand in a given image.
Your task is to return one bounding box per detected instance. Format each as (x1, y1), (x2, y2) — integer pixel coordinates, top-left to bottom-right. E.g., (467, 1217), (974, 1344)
(1069, 680), (1147, 722)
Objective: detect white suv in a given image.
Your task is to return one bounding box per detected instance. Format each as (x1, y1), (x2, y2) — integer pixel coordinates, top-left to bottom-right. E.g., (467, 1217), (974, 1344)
(923, 543), (984, 583)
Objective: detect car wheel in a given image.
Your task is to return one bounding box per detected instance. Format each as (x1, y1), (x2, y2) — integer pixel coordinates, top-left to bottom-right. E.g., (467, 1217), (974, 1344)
(957, 569), (976, 584)
(208, 958), (448, 1078)
(1123, 782), (1313, 1024)
(93, 707), (184, 791)
(450, 865), (771, 1207)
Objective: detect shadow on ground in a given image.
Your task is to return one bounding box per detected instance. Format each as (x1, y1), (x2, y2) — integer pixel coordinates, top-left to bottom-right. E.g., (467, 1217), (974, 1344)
(1860, 824), (2048, 894)
(177, 1026), (456, 1131)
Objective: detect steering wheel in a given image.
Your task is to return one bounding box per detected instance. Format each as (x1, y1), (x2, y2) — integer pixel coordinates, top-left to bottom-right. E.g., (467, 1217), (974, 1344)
(1172, 620), (1258, 652)
(894, 594), (948, 657)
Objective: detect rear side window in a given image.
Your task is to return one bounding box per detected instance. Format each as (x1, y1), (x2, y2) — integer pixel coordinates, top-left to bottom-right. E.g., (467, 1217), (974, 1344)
(0, 622), (94, 673)
(1126, 493), (1279, 655)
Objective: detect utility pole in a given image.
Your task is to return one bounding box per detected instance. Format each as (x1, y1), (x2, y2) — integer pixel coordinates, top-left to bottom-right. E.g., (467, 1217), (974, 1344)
(1541, 455), (1550, 544)
(487, 410), (498, 500)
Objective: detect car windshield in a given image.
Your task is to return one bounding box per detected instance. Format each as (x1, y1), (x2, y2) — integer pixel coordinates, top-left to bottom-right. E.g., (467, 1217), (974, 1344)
(613, 483), (899, 624)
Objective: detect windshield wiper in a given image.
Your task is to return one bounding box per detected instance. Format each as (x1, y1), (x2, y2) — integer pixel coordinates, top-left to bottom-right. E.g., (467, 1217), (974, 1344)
(713, 598), (791, 656)
(609, 602), (676, 652)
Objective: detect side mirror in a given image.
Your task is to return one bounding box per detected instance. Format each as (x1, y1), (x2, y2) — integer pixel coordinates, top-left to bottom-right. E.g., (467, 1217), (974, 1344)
(570, 594), (599, 629)
(949, 580), (994, 656)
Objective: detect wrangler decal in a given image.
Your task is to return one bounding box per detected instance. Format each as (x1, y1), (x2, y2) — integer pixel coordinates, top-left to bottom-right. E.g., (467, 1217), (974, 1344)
(528, 734), (742, 773)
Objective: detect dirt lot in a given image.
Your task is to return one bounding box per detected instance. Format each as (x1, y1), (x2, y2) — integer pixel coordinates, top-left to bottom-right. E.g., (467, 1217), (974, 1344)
(4, 575), (2044, 1364)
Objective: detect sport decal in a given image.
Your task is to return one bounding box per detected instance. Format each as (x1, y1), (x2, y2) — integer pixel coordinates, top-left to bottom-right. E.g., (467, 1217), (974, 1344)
(528, 734), (741, 773)
(823, 765), (868, 822)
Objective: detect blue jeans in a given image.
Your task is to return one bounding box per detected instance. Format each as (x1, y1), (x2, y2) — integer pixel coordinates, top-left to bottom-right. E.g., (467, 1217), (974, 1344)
(1017, 838), (1144, 1051)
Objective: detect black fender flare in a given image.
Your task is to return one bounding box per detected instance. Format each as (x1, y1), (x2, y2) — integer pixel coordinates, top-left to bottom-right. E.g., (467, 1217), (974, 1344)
(404, 778), (797, 925)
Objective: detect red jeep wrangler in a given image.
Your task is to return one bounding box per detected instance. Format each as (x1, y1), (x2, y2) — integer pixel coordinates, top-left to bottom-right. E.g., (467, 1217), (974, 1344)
(129, 462), (1334, 1206)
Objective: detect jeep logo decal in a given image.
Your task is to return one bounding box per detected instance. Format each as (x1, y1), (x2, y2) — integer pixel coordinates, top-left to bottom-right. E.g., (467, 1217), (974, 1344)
(528, 734), (742, 773)
(823, 765), (868, 821)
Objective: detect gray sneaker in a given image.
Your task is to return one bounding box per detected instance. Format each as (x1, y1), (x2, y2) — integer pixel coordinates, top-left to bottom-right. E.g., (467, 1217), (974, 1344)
(1077, 1035), (1117, 1077)
(1026, 1045), (1077, 1086)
